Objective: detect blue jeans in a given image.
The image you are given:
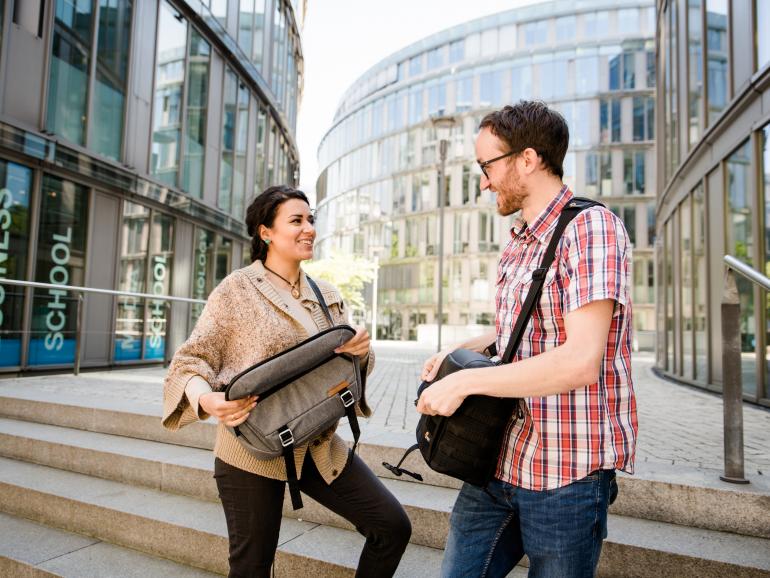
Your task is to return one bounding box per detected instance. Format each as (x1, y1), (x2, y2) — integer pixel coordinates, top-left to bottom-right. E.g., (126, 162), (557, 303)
(441, 470), (617, 578)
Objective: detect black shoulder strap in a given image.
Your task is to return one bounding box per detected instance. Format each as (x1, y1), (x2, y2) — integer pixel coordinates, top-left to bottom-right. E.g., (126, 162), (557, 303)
(500, 197), (603, 364)
(305, 275), (333, 326)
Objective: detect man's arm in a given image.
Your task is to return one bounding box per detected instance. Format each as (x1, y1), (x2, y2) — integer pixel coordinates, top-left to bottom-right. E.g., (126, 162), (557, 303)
(416, 299), (615, 416)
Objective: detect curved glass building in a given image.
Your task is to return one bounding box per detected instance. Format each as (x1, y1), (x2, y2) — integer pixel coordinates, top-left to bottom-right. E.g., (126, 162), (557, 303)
(316, 0), (657, 346)
(655, 0), (770, 405)
(0, 0), (303, 370)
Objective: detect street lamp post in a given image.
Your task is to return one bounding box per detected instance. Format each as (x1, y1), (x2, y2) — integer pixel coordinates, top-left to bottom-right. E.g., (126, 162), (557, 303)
(431, 113), (456, 352)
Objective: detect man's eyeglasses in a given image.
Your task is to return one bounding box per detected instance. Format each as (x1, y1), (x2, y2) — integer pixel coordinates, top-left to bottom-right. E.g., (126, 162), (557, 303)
(478, 151), (516, 178)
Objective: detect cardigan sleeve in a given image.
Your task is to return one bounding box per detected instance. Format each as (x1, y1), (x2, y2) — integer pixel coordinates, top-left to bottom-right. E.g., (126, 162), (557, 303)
(162, 276), (238, 431)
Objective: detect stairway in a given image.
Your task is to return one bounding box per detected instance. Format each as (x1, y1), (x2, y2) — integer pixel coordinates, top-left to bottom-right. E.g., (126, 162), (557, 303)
(0, 379), (769, 577)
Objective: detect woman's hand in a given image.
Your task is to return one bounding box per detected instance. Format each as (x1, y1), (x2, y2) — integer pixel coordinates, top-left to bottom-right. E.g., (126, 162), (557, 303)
(335, 326), (370, 358)
(199, 392), (257, 427)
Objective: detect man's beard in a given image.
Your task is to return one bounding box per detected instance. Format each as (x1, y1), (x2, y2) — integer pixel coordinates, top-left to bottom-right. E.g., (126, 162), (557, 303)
(495, 171), (527, 216)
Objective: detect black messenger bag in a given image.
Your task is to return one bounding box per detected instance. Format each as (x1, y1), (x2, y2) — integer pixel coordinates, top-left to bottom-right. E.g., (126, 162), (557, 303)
(383, 197), (602, 486)
(225, 276), (362, 510)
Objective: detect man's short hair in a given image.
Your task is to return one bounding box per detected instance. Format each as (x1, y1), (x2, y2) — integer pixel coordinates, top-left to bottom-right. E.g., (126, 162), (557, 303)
(479, 101), (569, 179)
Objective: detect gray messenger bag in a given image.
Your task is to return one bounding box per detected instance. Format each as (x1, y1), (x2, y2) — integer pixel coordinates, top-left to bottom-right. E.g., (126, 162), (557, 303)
(224, 276), (362, 510)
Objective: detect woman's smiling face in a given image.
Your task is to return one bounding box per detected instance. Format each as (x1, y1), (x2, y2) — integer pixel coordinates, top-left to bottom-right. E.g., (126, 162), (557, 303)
(261, 198), (316, 262)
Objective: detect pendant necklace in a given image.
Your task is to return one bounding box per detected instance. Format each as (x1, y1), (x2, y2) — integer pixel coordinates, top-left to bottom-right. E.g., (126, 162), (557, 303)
(264, 264), (301, 299)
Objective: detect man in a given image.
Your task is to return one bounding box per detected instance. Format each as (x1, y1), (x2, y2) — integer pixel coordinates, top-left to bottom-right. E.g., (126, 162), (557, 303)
(417, 101), (637, 578)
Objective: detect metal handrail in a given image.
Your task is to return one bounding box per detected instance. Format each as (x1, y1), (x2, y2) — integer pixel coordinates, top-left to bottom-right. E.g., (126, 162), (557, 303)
(0, 278), (207, 375)
(718, 254), (770, 485)
(724, 255), (770, 290)
(0, 278), (207, 305)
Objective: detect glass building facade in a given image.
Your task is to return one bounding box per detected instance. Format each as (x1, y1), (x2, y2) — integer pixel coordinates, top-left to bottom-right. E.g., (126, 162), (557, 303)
(316, 0), (657, 347)
(656, 0), (770, 405)
(0, 0), (303, 370)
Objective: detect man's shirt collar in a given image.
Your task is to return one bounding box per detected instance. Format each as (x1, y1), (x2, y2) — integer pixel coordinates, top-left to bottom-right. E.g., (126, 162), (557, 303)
(509, 185), (573, 244)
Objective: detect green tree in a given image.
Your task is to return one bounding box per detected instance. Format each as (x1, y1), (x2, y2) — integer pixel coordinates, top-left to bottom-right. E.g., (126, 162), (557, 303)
(303, 252), (376, 313)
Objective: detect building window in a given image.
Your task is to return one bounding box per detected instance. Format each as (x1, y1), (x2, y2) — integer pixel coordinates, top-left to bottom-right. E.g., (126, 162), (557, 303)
(680, 195), (694, 379)
(89, 0), (133, 159)
(151, 2), (187, 187)
(427, 81), (446, 116)
(480, 69), (503, 107)
(0, 160), (32, 367)
(183, 30), (211, 199)
(725, 140), (756, 395)
(600, 98), (621, 143)
(255, 104), (268, 191)
(238, 0), (266, 71)
(114, 202), (174, 361)
(633, 257), (655, 304)
(623, 150), (646, 195)
(219, 71), (250, 217)
(583, 11), (609, 38)
(647, 204), (656, 245)
(600, 152), (612, 196)
(693, 184), (707, 380)
(114, 202), (149, 361)
(210, 0), (227, 27)
(687, 0), (704, 147)
(617, 8), (639, 35)
(665, 218), (674, 371)
(664, 0), (680, 179)
(585, 152), (598, 196)
(646, 48), (656, 88)
(510, 64), (532, 102)
(762, 124), (770, 392)
(408, 84), (424, 124)
(449, 39), (464, 63)
(633, 96), (654, 141)
(455, 75), (473, 112)
(29, 176), (89, 366)
(758, 1), (770, 71)
(46, 0), (94, 147)
(409, 54), (422, 77)
(575, 55), (598, 95)
(609, 204), (636, 244)
(523, 19), (547, 46)
(706, 0), (729, 125)
(555, 15), (575, 42)
(427, 46), (444, 70)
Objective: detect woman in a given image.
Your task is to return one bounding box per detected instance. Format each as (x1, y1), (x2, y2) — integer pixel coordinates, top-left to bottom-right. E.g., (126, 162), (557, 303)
(162, 186), (411, 578)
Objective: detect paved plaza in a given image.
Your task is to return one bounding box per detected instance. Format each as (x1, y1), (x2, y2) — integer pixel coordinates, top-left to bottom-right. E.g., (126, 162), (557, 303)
(13, 341), (769, 477)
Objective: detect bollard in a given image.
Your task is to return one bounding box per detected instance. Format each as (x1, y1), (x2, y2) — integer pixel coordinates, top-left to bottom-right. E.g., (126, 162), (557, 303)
(720, 269), (749, 484)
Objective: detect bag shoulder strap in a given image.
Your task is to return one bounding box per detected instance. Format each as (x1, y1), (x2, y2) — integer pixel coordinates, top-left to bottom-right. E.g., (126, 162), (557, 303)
(500, 197), (604, 364)
(305, 275), (334, 326)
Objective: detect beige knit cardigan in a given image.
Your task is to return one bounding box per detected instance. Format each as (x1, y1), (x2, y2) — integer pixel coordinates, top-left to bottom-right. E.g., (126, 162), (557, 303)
(162, 260), (374, 484)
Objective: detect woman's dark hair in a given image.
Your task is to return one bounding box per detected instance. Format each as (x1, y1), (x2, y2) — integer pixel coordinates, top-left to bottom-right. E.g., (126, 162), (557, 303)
(479, 100), (569, 179)
(245, 185), (310, 262)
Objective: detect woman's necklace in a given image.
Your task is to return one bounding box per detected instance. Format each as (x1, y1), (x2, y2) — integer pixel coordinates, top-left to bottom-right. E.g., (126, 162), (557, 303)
(264, 264), (301, 299)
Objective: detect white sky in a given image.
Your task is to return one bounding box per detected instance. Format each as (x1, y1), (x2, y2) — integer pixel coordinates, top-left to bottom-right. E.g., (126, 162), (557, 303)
(296, 0), (541, 202)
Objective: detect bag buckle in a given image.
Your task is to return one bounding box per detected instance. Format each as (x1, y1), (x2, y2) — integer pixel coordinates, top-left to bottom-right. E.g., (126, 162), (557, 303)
(340, 389), (355, 408)
(532, 267), (548, 281)
(278, 428), (294, 447)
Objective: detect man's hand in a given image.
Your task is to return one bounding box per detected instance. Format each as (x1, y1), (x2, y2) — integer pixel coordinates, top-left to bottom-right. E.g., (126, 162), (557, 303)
(335, 326), (370, 358)
(420, 348), (453, 382)
(199, 392), (257, 427)
(416, 371), (469, 416)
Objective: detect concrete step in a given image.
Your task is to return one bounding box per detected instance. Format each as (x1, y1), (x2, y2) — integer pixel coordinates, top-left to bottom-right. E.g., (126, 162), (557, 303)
(0, 512), (219, 577)
(1, 422), (770, 578)
(1, 411), (769, 542)
(0, 457), (448, 577)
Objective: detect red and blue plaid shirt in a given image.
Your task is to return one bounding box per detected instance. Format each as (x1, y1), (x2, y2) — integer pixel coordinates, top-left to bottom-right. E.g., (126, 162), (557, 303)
(495, 185), (637, 490)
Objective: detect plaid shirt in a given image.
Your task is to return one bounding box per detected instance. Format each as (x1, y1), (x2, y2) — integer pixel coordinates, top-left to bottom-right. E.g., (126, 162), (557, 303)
(494, 186), (637, 490)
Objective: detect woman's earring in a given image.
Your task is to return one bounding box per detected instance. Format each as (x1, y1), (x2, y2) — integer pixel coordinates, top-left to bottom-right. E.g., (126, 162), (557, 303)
(263, 238), (271, 245)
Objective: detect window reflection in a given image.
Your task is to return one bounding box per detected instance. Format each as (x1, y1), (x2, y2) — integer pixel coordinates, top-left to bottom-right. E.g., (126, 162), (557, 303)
(706, 0), (729, 125)
(726, 140), (756, 395)
(151, 2), (187, 187)
(115, 202), (149, 361)
(92, 0), (132, 160)
(30, 176), (89, 366)
(145, 212), (174, 360)
(687, 0), (703, 147)
(47, 0), (94, 146)
(0, 160), (32, 367)
(183, 30), (211, 199)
